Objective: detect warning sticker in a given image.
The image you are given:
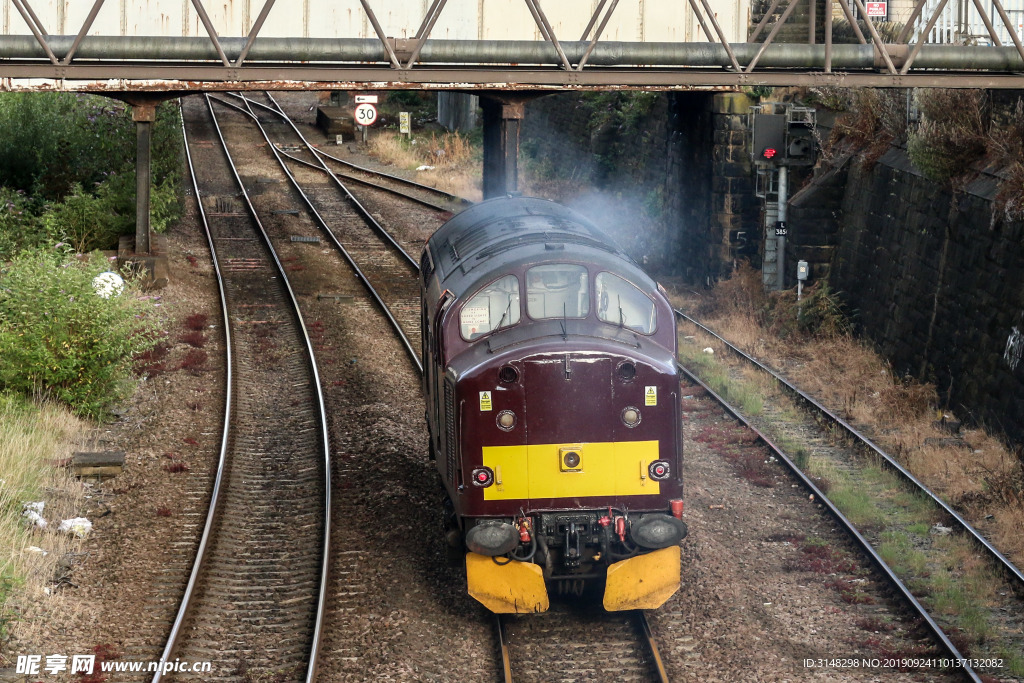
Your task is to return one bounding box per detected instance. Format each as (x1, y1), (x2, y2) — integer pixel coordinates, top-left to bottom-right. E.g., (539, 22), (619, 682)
(644, 386), (658, 406)
(479, 391), (493, 411)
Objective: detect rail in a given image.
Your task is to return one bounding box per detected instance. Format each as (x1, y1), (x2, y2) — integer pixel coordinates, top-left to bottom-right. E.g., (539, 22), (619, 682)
(674, 308), (1024, 588)
(154, 95), (331, 682)
(675, 358), (981, 682)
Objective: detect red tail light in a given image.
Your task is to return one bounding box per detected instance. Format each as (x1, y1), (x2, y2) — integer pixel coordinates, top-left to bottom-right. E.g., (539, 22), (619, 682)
(471, 467), (494, 487)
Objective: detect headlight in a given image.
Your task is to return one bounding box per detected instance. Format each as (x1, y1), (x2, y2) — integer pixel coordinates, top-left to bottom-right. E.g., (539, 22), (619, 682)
(497, 410), (516, 431)
(622, 407), (641, 427)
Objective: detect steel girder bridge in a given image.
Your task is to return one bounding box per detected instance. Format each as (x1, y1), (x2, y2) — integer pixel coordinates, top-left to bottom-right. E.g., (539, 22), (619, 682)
(0, 0), (1022, 91)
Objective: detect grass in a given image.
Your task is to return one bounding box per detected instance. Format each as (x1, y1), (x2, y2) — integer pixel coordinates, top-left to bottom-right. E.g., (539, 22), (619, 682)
(676, 302), (1020, 665)
(368, 130), (481, 201)
(0, 392), (85, 643)
(671, 263), (1024, 566)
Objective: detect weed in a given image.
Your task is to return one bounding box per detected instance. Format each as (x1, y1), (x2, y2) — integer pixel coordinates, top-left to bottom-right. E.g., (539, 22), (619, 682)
(826, 578), (876, 604)
(179, 330), (206, 348)
(178, 349), (208, 374)
(133, 340), (171, 378)
(183, 313), (209, 331)
(907, 89), (987, 183)
(856, 616), (896, 632)
(790, 539), (860, 574)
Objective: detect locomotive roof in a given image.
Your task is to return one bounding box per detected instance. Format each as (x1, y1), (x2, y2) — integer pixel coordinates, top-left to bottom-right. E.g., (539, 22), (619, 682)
(427, 196), (640, 289)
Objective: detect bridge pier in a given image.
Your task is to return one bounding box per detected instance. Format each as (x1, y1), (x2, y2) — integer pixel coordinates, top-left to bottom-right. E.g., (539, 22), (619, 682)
(110, 94), (179, 288)
(481, 93), (548, 200)
(133, 102), (156, 255)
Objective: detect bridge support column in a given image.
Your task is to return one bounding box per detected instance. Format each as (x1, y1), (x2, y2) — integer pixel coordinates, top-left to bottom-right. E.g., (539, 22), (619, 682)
(133, 103), (156, 255)
(481, 96), (525, 200)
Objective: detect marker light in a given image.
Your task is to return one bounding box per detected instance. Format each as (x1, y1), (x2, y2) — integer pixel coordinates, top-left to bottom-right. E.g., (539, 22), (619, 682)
(471, 467), (494, 487)
(649, 460), (671, 480)
(763, 147), (777, 160)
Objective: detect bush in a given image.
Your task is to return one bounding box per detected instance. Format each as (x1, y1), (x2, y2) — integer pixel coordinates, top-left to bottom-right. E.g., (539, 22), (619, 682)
(907, 89), (988, 182)
(0, 249), (157, 417)
(41, 184), (120, 253)
(0, 188), (48, 258)
(0, 95), (184, 257)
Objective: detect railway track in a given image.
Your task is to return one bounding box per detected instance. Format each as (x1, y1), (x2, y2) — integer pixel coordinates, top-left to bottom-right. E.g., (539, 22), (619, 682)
(674, 308), (1024, 682)
(149, 96), (331, 681)
(209, 98), (673, 681)
(497, 609), (668, 683)
(207, 92), (432, 372)
(236, 91), (470, 212)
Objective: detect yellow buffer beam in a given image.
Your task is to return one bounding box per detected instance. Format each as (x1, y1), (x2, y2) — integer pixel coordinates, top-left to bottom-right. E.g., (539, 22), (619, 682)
(603, 545), (681, 611)
(481, 440), (661, 500)
(466, 552), (549, 613)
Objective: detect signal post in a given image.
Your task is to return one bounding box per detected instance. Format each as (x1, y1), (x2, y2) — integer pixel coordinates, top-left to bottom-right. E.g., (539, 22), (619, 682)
(750, 103), (815, 291)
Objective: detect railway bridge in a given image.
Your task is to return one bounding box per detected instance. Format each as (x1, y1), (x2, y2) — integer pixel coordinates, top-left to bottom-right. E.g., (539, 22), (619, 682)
(1, 0), (1023, 253)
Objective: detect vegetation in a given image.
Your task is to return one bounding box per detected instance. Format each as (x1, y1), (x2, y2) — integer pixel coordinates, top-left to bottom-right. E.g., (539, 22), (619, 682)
(675, 271), (1024, 671)
(0, 391), (84, 642)
(0, 249), (157, 418)
(368, 130), (481, 201)
(0, 93), (183, 260)
(907, 89), (988, 183)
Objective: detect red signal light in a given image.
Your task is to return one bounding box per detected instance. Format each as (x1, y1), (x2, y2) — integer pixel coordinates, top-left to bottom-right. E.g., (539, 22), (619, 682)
(763, 147), (777, 160)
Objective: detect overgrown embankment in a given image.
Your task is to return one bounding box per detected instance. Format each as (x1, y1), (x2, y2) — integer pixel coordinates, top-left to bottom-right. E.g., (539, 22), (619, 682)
(799, 88), (1024, 448)
(0, 94), (178, 650)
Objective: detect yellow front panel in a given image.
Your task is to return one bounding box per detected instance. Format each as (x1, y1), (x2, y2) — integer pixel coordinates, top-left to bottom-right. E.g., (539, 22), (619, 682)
(481, 440), (660, 500)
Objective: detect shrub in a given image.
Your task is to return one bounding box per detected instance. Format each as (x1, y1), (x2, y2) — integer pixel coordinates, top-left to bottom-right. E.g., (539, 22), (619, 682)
(0, 94), (183, 254)
(0, 249), (157, 418)
(907, 89), (988, 182)
(41, 183), (121, 253)
(184, 313), (209, 331)
(0, 188), (48, 260)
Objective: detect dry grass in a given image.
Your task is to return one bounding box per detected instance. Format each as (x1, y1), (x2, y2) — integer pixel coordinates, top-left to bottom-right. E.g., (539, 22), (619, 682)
(0, 393), (87, 645)
(672, 269), (1024, 566)
(368, 131), (482, 201)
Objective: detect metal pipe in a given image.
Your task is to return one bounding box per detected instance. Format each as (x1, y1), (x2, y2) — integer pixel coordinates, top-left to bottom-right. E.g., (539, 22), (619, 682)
(824, 0), (833, 71)
(0, 36), (1020, 72)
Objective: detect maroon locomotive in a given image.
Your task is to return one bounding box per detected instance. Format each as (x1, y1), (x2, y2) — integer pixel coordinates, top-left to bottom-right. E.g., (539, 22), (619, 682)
(420, 196), (687, 613)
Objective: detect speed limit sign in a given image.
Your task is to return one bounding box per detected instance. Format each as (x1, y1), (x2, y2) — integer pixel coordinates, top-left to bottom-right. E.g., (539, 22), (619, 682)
(354, 103), (378, 126)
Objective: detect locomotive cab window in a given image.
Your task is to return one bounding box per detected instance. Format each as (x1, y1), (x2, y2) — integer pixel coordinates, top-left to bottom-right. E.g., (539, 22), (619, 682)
(596, 272), (657, 334)
(460, 275), (521, 340)
(526, 264), (590, 319)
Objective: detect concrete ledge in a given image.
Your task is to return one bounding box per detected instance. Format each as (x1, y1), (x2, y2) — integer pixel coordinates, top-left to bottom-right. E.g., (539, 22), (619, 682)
(712, 92), (752, 115)
(118, 234), (170, 289)
(316, 106), (356, 138)
(72, 451), (125, 480)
